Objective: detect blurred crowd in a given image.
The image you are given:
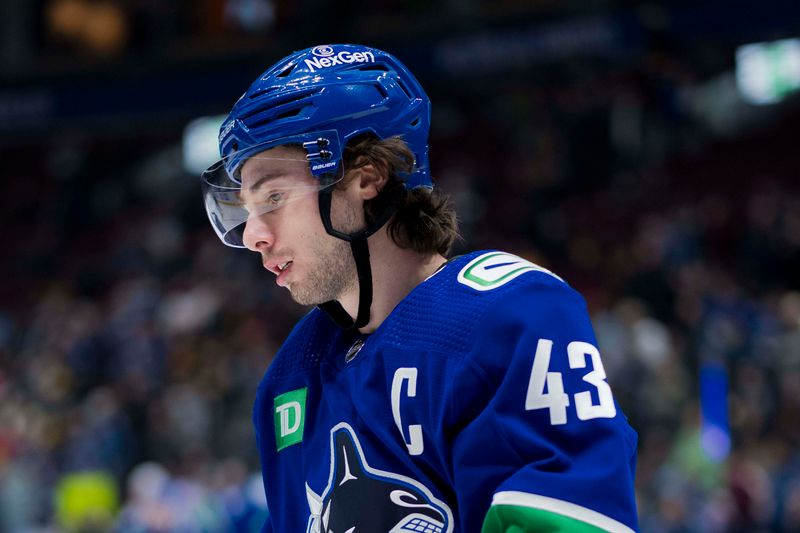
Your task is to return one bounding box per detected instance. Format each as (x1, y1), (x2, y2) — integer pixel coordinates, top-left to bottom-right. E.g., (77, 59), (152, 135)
(2, 70), (800, 533)
(0, 137), (280, 530)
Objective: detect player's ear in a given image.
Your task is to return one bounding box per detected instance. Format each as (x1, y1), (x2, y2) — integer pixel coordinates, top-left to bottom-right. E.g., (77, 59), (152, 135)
(347, 156), (387, 201)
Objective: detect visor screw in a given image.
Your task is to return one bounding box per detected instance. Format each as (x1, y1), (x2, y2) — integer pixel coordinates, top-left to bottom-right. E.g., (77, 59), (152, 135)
(316, 138), (330, 147)
(320, 150), (332, 159)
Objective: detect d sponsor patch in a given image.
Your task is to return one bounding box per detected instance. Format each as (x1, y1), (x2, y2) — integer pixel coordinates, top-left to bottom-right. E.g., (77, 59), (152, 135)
(274, 387), (307, 451)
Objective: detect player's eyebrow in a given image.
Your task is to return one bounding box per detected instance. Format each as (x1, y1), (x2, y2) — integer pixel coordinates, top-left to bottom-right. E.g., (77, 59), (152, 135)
(247, 172), (284, 194)
(238, 172), (284, 202)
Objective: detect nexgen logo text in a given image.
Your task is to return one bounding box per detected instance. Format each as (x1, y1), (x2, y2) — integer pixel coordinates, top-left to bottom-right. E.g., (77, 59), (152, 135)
(304, 51), (376, 72)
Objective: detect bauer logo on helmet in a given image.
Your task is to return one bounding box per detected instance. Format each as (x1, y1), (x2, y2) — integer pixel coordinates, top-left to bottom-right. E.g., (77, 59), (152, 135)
(311, 160), (338, 172)
(219, 119), (236, 143)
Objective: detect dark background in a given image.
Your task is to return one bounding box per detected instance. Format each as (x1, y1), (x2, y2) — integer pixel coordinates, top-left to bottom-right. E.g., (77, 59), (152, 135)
(1, 1), (800, 531)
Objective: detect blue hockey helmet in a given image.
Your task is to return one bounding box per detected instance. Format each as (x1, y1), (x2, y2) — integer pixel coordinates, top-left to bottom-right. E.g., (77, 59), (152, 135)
(202, 44), (432, 248)
(221, 44), (430, 185)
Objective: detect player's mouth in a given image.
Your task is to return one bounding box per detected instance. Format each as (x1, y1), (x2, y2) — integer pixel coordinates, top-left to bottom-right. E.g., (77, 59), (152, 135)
(264, 259), (293, 278)
(264, 259), (290, 274)
(275, 261), (293, 286)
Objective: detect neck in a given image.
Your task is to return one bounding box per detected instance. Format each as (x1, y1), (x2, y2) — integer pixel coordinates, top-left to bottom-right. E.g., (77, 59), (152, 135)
(338, 228), (446, 334)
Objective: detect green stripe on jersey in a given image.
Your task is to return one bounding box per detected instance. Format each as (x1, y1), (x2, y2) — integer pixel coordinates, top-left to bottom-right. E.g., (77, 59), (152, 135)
(481, 492), (635, 533)
(482, 504), (609, 532)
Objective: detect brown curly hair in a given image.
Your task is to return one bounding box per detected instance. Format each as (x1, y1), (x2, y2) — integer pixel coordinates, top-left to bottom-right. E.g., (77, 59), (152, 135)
(341, 134), (459, 256)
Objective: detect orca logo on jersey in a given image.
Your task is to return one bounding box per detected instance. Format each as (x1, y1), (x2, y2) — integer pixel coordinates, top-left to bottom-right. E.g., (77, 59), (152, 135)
(305, 423), (453, 533)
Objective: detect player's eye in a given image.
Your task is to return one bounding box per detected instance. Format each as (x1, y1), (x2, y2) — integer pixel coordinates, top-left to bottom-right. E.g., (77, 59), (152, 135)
(265, 191), (284, 206)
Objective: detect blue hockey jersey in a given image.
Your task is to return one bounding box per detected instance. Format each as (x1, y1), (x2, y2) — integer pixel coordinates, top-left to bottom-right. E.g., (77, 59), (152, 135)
(253, 251), (639, 533)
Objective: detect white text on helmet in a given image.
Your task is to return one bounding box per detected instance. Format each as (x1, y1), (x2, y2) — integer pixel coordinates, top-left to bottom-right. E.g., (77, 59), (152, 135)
(219, 119), (236, 143)
(304, 51), (376, 73)
(311, 160), (338, 172)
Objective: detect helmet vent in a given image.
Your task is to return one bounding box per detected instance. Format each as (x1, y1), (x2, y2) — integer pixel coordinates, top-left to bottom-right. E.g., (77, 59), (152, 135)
(374, 83), (389, 100)
(276, 64), (296, 78)
(248, 84), (317, 101)
(248, 86), (280, 99)
(355, 64), (389, 72)
(245, 105), (305, 129)
(273, 107), (303, 120)
(410, 117), (420, 127)
(396, 78), (413, 100)
(243, 90), (317, 115)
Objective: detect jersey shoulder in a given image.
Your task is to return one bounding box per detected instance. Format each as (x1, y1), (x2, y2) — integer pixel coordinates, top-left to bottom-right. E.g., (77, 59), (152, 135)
(381, 250), (578, 356)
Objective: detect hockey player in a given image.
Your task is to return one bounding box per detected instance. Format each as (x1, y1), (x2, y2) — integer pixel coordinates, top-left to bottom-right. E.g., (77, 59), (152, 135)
(200, 44), (639, 533)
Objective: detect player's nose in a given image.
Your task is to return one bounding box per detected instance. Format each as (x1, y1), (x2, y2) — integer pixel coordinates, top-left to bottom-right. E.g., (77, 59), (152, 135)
(242, 213), (275, 252)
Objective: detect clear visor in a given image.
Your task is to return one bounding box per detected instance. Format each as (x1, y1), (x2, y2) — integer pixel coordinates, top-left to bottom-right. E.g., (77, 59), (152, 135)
(201, 132), (343, 248)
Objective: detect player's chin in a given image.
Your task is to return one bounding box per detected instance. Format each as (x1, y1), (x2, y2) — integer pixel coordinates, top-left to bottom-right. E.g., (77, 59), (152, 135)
(287, 285), (320, 306)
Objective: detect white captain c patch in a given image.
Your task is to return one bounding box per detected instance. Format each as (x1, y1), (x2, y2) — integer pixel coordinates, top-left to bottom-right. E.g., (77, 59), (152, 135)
(457, 252), (563, 292)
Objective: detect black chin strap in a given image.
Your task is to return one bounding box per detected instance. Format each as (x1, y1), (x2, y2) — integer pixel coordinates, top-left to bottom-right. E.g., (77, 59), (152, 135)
(316, 186), (398, 330)
(318, 236), (372, 329)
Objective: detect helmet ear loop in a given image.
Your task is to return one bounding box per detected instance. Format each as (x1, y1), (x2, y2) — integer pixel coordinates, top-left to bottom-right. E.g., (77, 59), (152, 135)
(316, 178), (399, 330)
(317, 186), (398, 242)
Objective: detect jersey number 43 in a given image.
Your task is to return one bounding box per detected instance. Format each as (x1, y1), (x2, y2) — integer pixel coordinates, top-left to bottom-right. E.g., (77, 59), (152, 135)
(525, 339), (616, 425)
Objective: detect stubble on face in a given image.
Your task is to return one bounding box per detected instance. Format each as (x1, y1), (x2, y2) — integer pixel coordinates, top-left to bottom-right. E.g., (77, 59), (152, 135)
(286, 191), (361, 306)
